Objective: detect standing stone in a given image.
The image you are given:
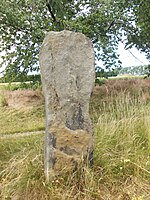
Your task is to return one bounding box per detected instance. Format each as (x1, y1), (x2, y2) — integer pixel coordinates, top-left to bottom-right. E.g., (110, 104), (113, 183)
(39, 30), (95, 180)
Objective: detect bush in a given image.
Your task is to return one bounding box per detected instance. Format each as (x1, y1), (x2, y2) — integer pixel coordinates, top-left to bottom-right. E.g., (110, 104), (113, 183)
(95, 77), (107, 86)
(4, 81), (42, 91)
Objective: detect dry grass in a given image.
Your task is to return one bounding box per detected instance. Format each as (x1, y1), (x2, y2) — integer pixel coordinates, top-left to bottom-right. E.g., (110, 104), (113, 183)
(0, 132), (149, 200)
(90, 79), (150, 120)
(3, 90), (44, 109)
(0, 90), (45, 135)
(0, 79), (150, 199)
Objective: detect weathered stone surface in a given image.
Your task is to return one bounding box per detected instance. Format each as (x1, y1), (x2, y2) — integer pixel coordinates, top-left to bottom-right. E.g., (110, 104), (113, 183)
(39, 30), (95, 178)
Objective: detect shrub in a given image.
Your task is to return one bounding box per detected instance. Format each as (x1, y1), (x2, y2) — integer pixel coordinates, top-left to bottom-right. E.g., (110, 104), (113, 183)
(4, 81), (42, 91)
(95, 77), (107, 86)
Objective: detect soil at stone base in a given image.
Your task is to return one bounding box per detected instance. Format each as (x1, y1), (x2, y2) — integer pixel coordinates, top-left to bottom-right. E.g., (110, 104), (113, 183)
(0, 89), (44, 109)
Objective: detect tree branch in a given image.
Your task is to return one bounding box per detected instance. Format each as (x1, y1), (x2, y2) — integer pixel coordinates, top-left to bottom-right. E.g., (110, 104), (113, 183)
(46, 1), (56, 22)
(107, 20), (115, 31)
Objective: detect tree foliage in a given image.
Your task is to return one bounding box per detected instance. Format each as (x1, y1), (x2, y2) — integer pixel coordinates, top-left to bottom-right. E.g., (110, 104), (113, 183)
(118, 65), (149, 76)
(0, 0), (149, 80)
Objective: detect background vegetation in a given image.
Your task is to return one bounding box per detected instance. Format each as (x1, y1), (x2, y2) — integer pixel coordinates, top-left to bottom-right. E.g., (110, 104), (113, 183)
(0, 0), (150, 80)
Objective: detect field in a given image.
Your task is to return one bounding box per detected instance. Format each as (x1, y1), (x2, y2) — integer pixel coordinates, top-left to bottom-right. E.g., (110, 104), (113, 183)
(0, 79), (150, 200)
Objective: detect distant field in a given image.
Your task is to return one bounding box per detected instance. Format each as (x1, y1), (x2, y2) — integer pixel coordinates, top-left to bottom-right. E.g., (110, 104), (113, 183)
(0, 81), (33, 85)
(108, 75), (145, 79)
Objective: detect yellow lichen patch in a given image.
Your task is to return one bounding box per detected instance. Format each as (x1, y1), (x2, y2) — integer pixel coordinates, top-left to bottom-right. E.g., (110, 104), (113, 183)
(53, 149), (80, 172)
(49, 125), (93, 172)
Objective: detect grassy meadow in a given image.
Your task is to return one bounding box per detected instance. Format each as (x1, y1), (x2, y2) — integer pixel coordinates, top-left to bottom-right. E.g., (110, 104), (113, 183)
(0, 78), (150, 200)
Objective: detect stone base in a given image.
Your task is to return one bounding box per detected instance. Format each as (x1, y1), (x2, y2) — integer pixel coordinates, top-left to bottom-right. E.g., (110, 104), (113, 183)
(49, 125), (93, 173)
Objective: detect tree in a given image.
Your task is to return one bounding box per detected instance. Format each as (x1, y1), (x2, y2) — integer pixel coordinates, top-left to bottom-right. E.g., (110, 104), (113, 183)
(0, 0), (149, 80)
(123, 0), (150, 58)
(118, 65), (149, 76)
(145, 65), (150, 77)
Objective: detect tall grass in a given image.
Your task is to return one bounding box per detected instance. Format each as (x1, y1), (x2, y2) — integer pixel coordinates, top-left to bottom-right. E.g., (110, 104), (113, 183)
(94, 100), (150, 180)
(0, 79), (150, 199)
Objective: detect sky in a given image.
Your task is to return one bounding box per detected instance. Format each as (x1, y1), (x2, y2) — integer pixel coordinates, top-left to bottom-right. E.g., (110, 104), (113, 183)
(96, 42), (149, 68)
(118, 43), (149, 67)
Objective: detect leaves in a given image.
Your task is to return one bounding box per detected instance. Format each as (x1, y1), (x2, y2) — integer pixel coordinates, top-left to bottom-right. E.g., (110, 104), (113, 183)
(0, 0), (149, 80)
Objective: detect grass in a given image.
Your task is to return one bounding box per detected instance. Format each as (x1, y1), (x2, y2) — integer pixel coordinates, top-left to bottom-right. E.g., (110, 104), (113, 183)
(0, 106), (45, 135)
(0, 86), (45, 135)
(0, 95), (8, 107)
(0, 78), (150, 199)
(94, 105), (150, 180)
(0, 134), (45, 199)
